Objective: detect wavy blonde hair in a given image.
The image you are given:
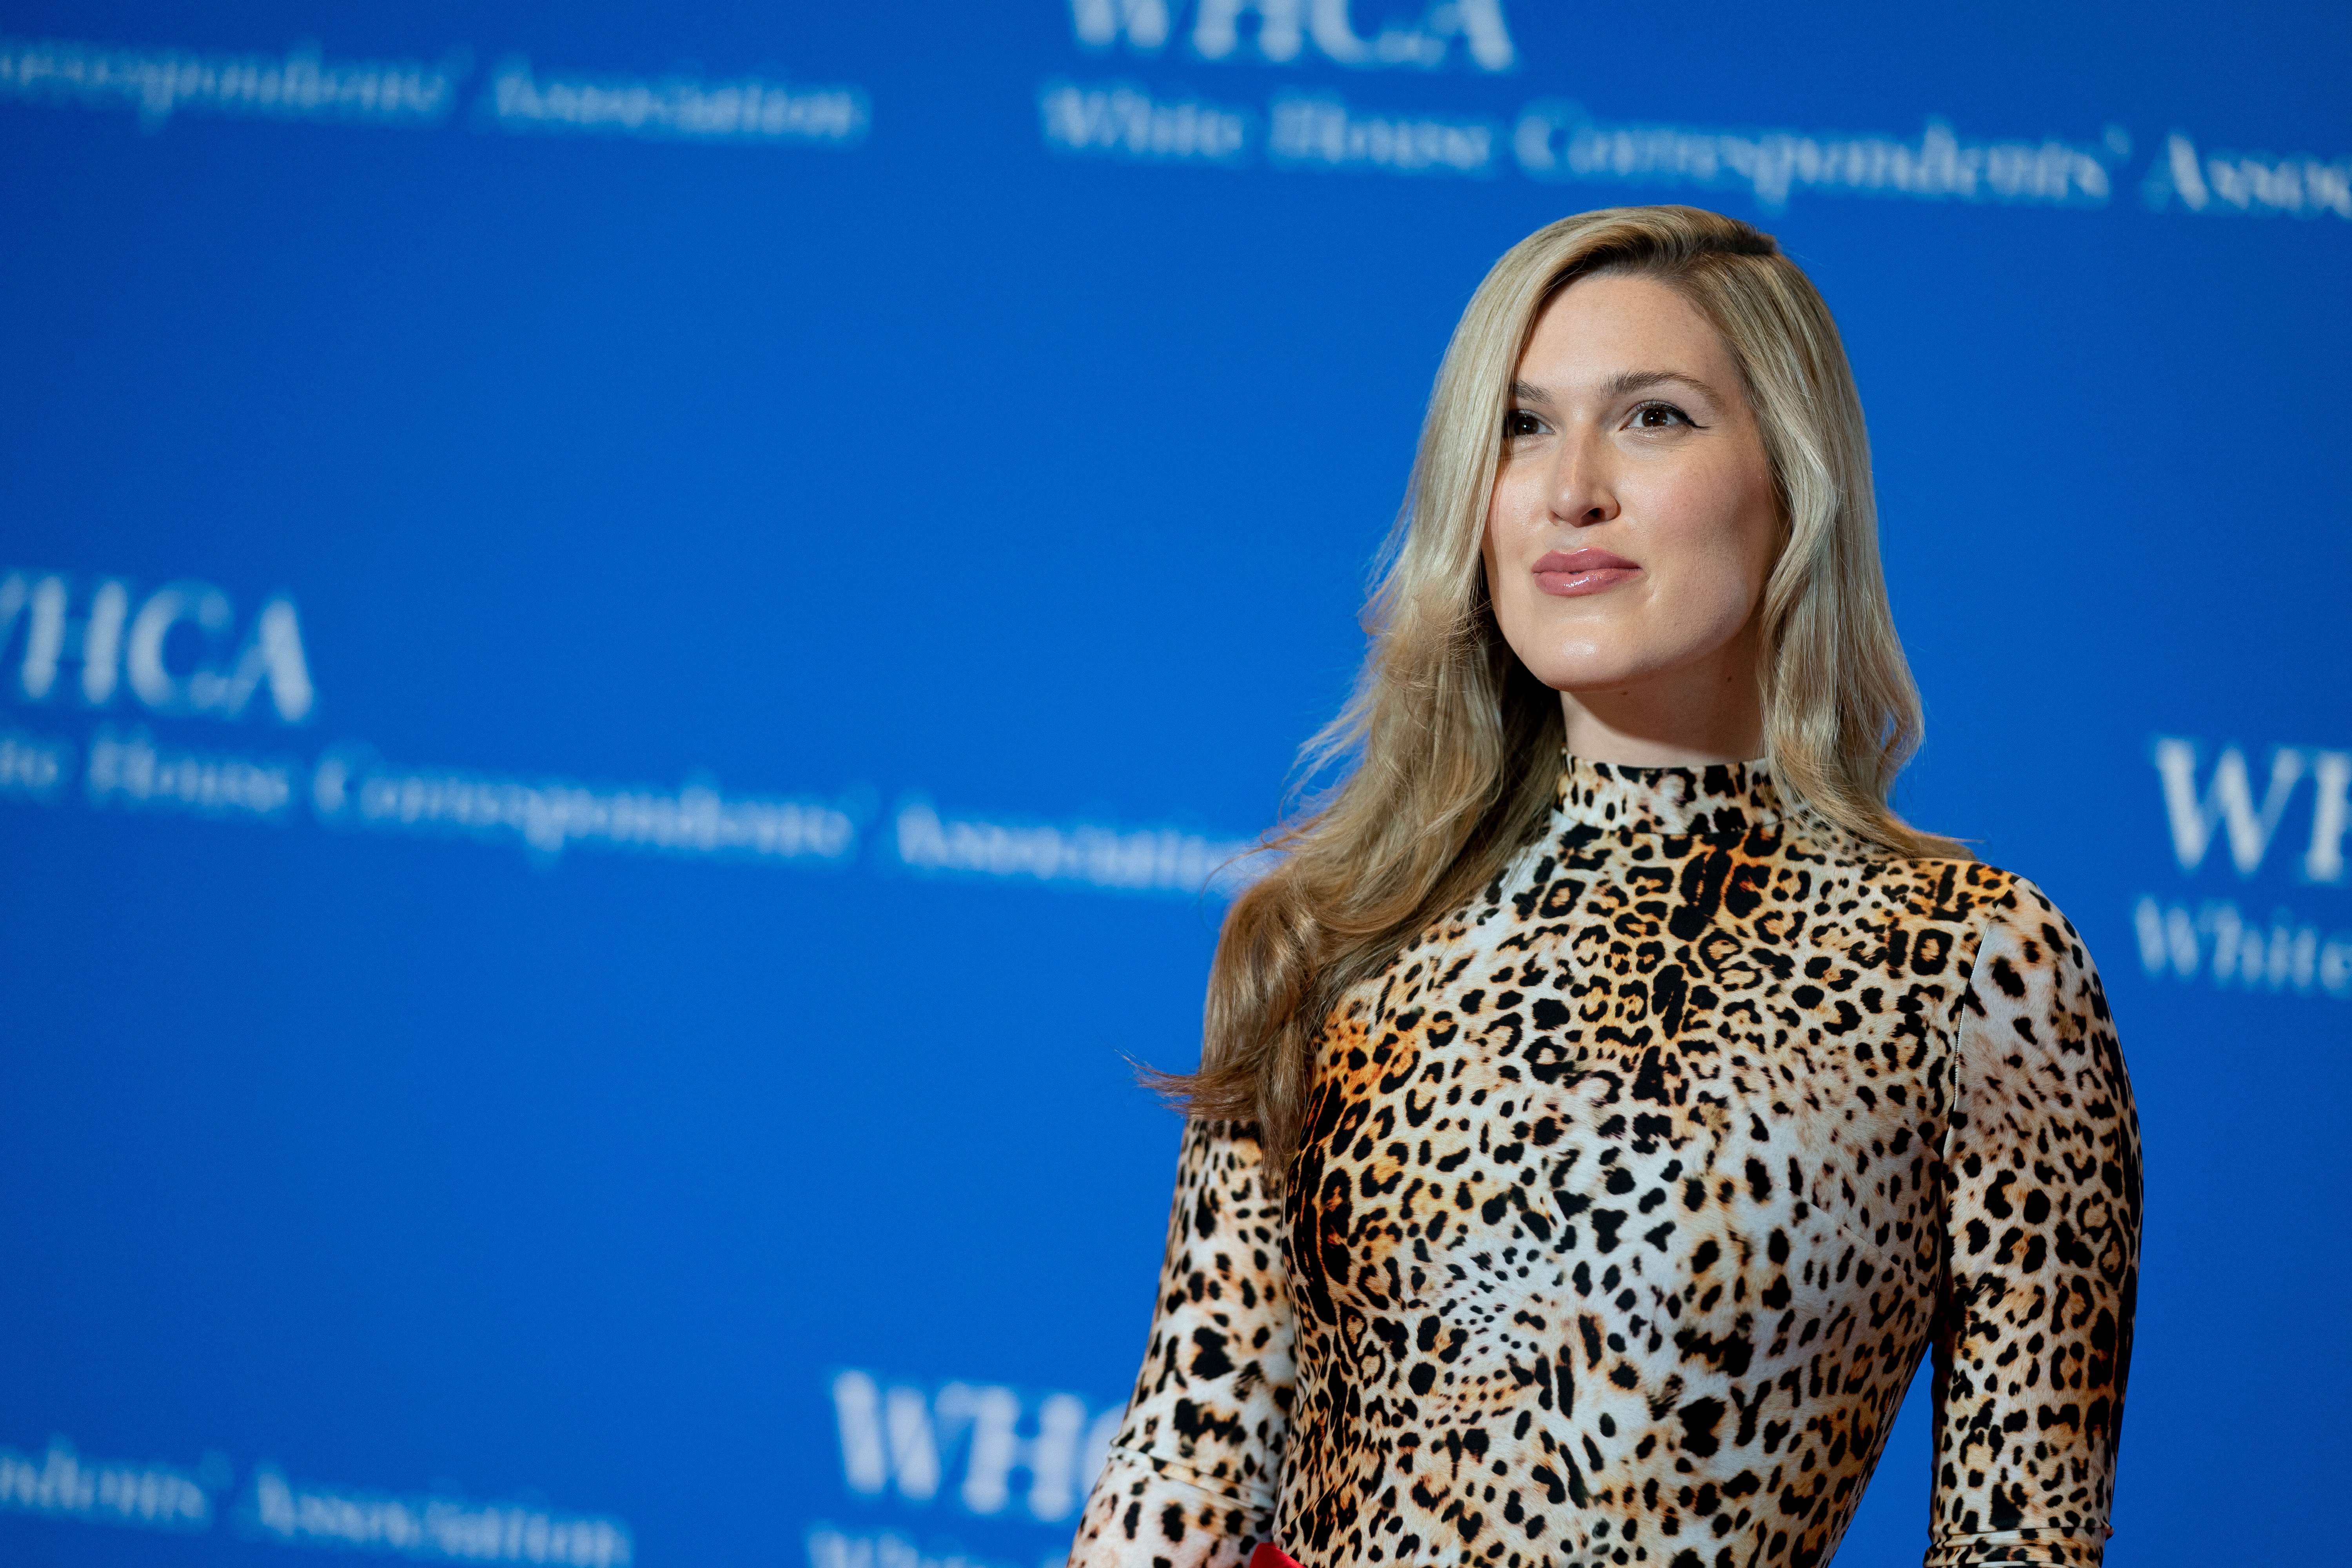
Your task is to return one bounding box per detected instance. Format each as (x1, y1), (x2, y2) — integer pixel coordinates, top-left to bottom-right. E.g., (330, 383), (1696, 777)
(1169, 205), (1963, 1176)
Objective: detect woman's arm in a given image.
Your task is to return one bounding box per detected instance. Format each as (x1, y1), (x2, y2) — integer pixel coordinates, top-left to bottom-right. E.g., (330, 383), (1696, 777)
(1928, 881), (2143, 1567)
(1069, 1118), (1296, 1568)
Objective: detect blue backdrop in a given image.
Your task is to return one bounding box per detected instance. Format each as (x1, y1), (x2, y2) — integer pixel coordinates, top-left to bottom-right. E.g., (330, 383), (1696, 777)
(1, 4), (2345, 1566)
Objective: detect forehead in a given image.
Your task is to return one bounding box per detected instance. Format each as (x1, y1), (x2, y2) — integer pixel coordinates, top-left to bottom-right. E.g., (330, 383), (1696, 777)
(1516, 272), (1733, 381)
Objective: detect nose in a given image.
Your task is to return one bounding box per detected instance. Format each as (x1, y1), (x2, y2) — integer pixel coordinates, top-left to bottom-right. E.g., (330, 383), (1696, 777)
(1548, 426), (1619, 527)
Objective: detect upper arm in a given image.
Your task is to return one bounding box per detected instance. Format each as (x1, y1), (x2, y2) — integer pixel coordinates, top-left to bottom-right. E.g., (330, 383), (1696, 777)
(1928, 885), (2141, 1567)
(1068, 1118), (1296, 1568)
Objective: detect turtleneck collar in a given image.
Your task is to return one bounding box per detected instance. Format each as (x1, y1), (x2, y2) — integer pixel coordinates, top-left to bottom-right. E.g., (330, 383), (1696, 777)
(1554, 754), (1782, 837)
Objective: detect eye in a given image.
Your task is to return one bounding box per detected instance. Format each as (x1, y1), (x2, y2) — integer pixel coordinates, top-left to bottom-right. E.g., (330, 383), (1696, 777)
(1626, 401), (1696, 431)
(1504, 408), (1547, 439)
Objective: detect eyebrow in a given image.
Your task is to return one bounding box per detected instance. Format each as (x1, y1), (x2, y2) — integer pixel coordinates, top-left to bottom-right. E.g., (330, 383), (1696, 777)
(1510, 369), (1720, 405)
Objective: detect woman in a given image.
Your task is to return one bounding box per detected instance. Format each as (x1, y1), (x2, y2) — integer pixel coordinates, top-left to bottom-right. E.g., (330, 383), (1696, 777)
(1069, 206), (2140, 1568)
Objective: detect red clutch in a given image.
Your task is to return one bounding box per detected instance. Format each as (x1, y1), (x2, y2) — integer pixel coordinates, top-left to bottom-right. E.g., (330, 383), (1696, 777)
(1248, 1546), (1302, 1568)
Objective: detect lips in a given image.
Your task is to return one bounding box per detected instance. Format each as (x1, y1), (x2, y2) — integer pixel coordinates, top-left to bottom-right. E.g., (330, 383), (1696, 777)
(1531, 547), (1641, 597)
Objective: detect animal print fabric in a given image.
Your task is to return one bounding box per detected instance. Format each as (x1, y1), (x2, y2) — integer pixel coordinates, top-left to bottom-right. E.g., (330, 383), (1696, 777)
(1069, 759), (2139, 1568)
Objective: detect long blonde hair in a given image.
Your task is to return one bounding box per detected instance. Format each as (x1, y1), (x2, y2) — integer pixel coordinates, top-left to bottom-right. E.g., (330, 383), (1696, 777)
(1171, 205), (1963, 1176)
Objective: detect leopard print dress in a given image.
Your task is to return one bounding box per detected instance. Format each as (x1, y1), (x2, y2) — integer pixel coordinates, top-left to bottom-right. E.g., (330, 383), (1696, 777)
(1069, 759), (2140, 1568)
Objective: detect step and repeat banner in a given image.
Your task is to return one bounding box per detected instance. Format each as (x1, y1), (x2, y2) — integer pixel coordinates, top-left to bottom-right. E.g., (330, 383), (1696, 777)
(0, 3), (2344, 1566)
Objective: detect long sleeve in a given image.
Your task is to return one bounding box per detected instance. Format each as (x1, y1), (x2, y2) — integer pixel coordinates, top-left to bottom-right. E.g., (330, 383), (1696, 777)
(1929, 882), (2143, 1566)
(1069, 1118), (1296, 1568)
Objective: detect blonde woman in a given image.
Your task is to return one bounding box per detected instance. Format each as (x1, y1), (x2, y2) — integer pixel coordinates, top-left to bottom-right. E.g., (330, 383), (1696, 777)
(1070, 207), (2140, 1568)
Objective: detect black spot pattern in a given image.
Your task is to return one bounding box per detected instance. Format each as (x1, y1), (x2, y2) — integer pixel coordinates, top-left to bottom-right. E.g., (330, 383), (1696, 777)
(1071, 760), (2140, 1568)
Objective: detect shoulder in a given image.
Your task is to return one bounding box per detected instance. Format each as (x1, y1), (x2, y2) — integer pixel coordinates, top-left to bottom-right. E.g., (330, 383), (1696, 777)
(1833, 851), (2105, 998)
(1843, 851), (2078, 947)
(1925, 868), (2138, 1207)
(1902, 865), (2120, 1060)
(1771, 807), (2010, 922)
(1935, 866), (2099, 989)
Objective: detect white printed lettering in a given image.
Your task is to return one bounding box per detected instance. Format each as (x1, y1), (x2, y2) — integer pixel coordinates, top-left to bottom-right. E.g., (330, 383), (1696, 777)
(1452, 0), (1516, 70)
(0, 36), (468, 131)
(208, 598), (314, 722)
(316, 747), (857, 863)
(1270, 93), (1496, 174)
(1194, 0), (1305, 63)
(2153, 738), (2307, 875)
(86, 726), (295, 819)
(2144, 131), (2352, 220)
(1070, 0), (1175, 50)
(894, 798), (1260, 897)
(1085, 0), (1514, 70)
(0, 728), (71, 801)
(828, 1370), (1123, 1525)
(2302, 750), (2351, 884)
(2134, 895), (2352, 1001)
(1038, 81), (1251, 162)
(3, 570), (314, 723)
(250, 1465), (631, 1565)
(9, 574), (129, 704)
(1516, 105), (2113, 210)
(831, 1371), (949, 1503)
(124, 581), (235, 712)
(1307, 0), (1378, 64)
(485, 59), (867, 146)
(0, 1437), (212, 1531)
(939, 1384), (1088, 1520)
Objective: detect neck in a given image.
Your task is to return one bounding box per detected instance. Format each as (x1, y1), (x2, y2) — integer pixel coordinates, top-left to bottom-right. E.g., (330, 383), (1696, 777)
(1555, 625), (1765, 767)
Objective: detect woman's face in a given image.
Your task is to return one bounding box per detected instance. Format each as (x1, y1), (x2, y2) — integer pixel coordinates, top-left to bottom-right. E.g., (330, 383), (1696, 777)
(1483, 272), (1781, 710)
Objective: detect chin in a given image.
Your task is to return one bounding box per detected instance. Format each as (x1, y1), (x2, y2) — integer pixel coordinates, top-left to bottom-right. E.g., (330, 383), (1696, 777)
(1524, 653), (1657, 695)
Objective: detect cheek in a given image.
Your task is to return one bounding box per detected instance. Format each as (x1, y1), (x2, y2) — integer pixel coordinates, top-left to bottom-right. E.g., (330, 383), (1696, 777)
(1486, 465), (1540, 545)
(1482, 485), (1552, 654)
(1483, 475), (1535, 584)
(1643, 462), (1777, 620)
